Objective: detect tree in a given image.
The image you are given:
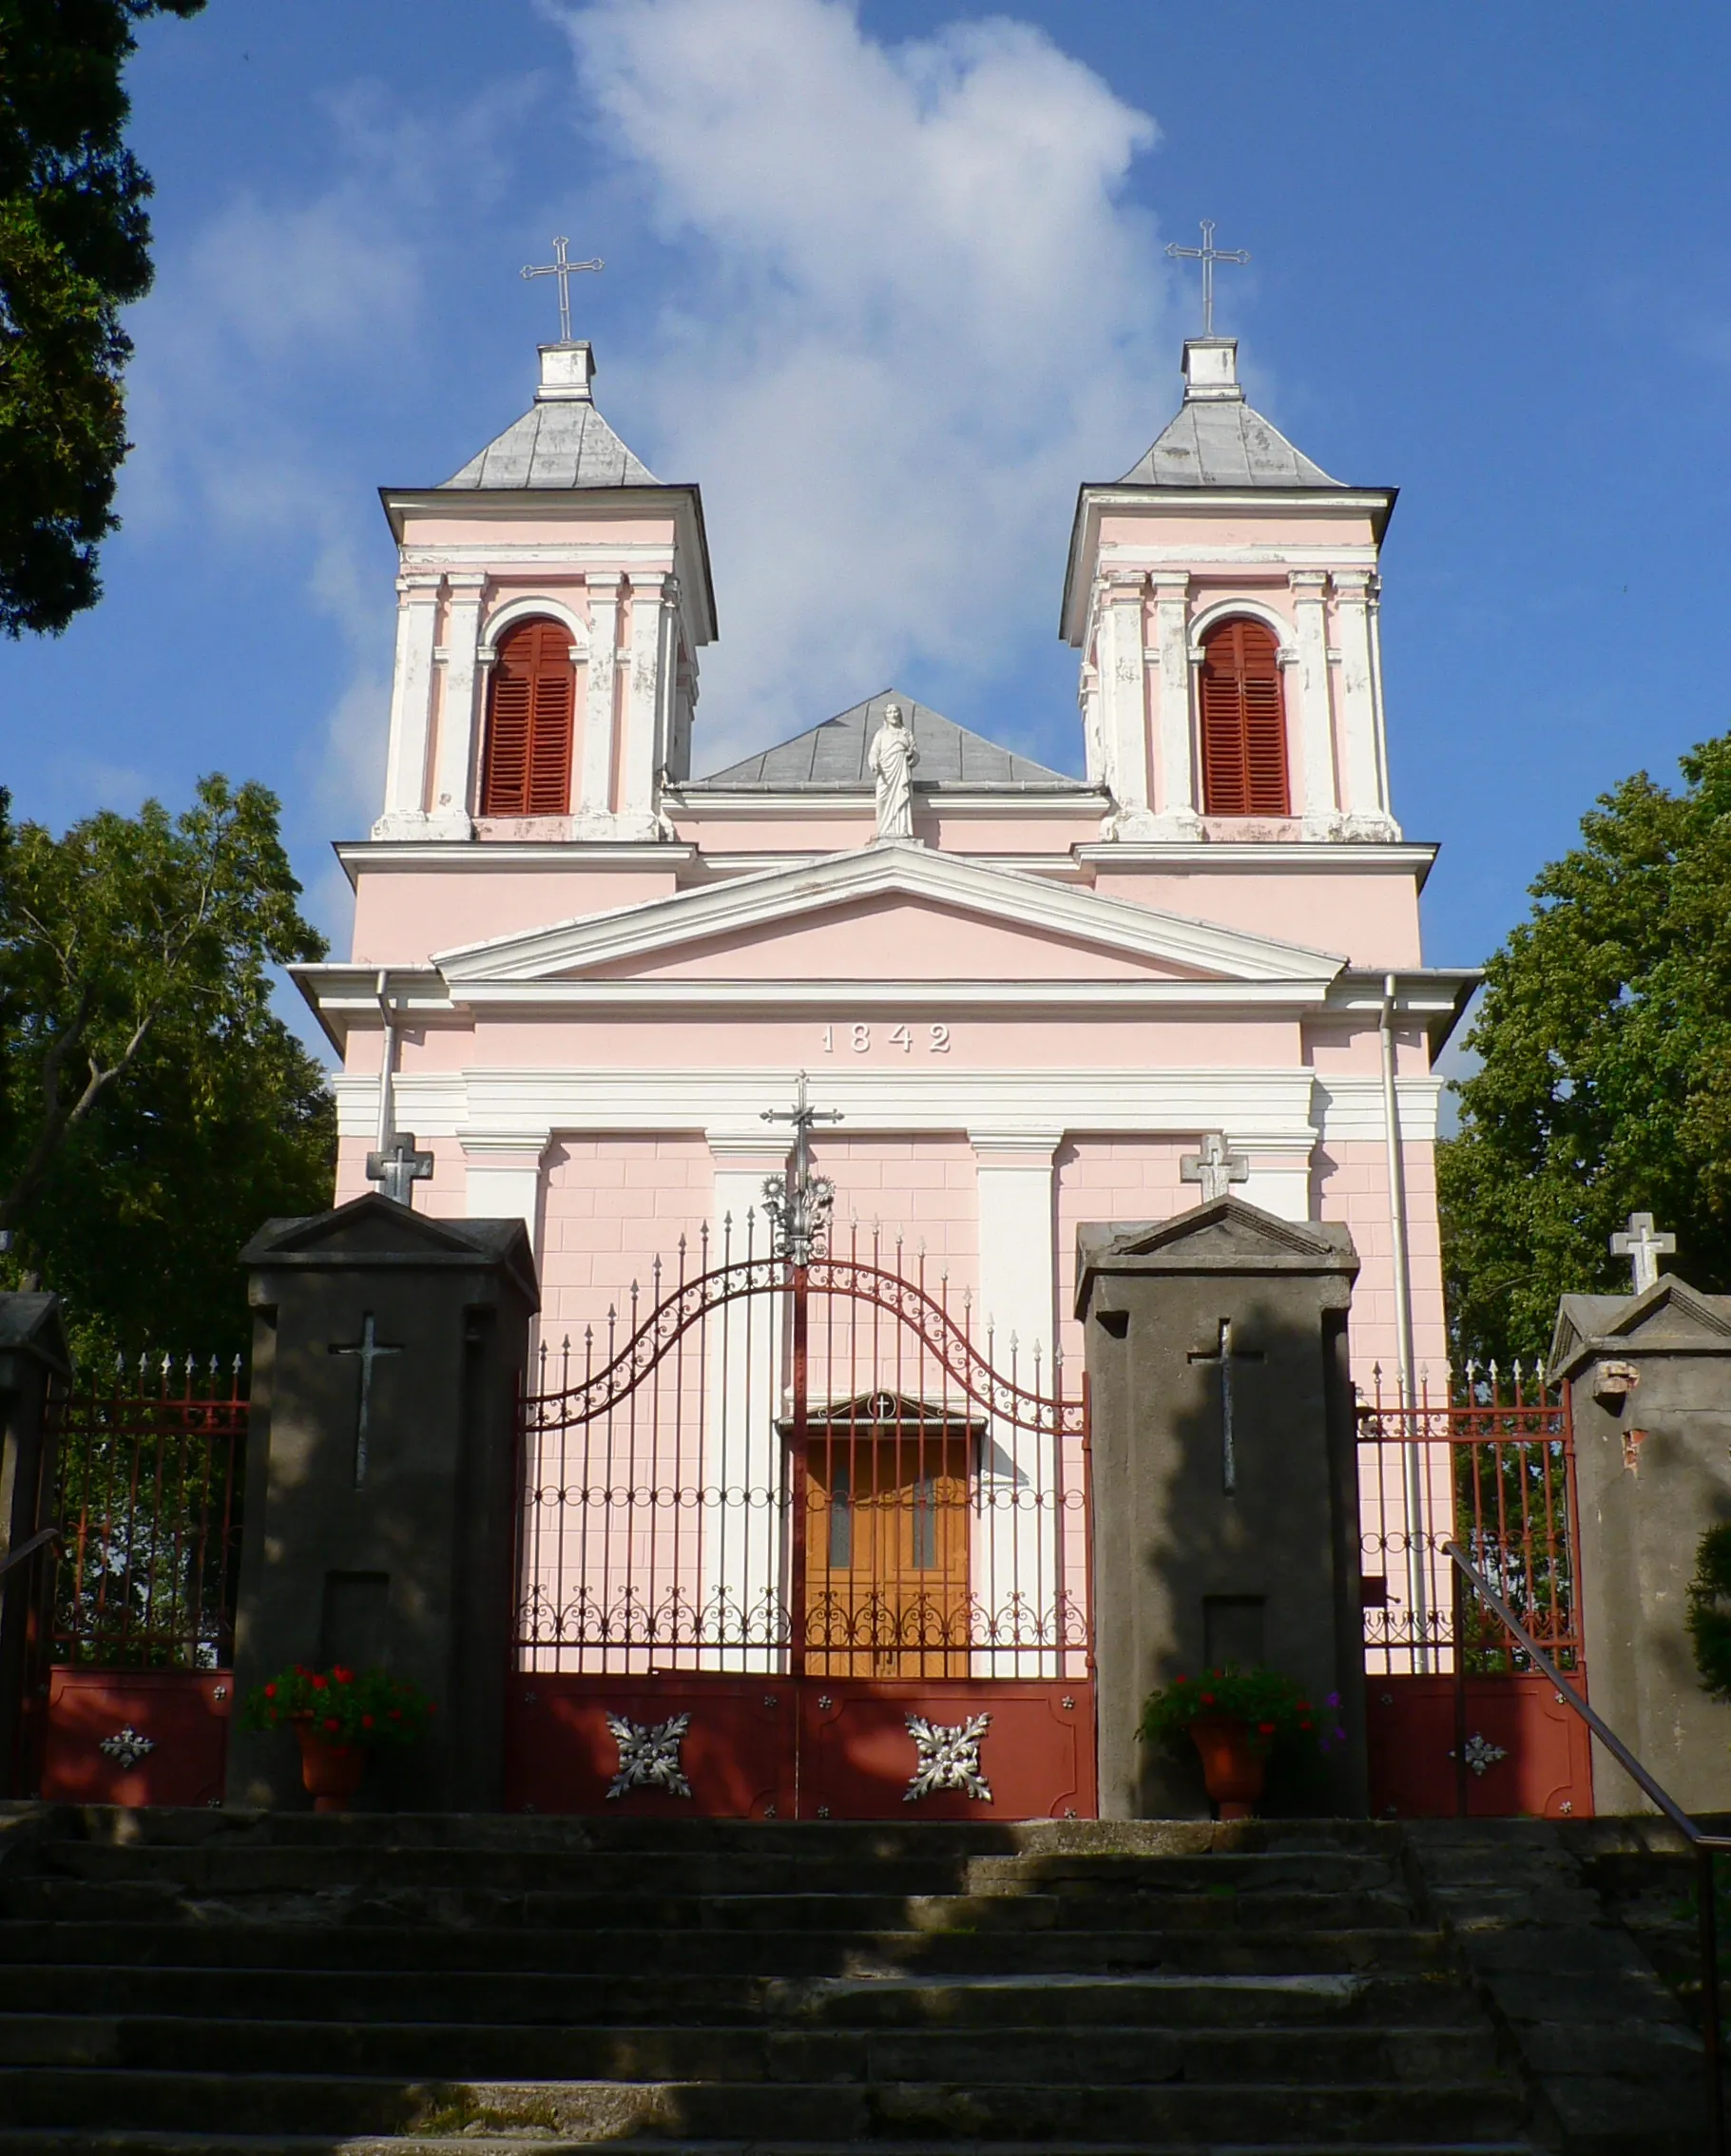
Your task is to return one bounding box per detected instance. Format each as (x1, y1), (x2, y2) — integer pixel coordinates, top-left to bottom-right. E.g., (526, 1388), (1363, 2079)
(0, 775), (336, 1355)
(0, 0), (205, 636)
(1438, 733), (1731, 1371)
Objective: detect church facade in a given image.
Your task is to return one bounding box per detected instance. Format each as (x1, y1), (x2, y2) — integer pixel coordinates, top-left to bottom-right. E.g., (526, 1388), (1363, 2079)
(298, 326), (1469, 1417)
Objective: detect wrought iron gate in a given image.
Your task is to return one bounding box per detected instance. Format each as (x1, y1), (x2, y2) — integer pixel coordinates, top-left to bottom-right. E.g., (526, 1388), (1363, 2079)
(505, 1213), (1094, 1819)
(1359, 1369), (1593, 1819)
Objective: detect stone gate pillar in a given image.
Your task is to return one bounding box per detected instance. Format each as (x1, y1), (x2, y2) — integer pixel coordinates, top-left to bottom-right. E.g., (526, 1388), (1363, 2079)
(1076, 1197), (1364, 1819)
(0, 1295), (70, 1797)
(231, 1195), (537, 1811)
(1551, 1277), (1731, 1814)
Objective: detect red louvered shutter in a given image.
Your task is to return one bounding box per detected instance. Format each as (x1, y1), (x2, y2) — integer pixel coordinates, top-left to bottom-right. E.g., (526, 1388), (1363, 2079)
(1199, 619), (1288, 817)
(481, 619), (576, 818)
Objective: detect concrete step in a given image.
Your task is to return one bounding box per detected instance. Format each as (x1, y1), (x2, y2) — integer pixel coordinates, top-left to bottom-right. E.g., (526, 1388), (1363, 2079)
(0, 2012), (1503, 2086)
(0, 2069), (1533, 2142)
(0, 2136), (1544, 2156)
(0, 1918), (1454, 1975)
(0, 1965), (1483, 2031)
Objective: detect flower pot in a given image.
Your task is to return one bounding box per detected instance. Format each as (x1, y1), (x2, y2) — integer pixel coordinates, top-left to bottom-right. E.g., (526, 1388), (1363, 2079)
(293, 1720), (368, 1813)
(1187, 1714), (1267, 1821)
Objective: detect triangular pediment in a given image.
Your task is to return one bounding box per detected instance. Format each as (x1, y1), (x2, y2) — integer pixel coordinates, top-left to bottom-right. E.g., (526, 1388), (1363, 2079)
(1550, 1276), (1731, 1380)
(433, 841), (1346, 990)
(240, 1194), (535, 1288)
(1083, 1195), (1358, 1268)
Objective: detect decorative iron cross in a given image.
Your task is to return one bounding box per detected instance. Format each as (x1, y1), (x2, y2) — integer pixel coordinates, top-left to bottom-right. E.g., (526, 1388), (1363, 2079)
(521, 235), (604, 344)
(366, 1132), (433, 1208)
(760, 1071), (842, 1264)
(1610, 1210), (1675, 1294)
(1188, 1319), (1263, 1495)
(329, 1312), (403, 1489)
(1181, 1131), (1249, 1204)
(1165, 219), (1249, 338)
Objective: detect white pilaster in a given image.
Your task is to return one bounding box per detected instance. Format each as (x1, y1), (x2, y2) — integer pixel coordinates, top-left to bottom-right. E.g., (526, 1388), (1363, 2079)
(1289, 571), (1339, 837)
(373, 573), (442, 838)
(1149, 573), (1202, 837)
(577, 572), (622, 830)
(1330, 571), (1397, 838)
(1366, 576), (1402, 839)
(970, 1130), (1062, 1676)
(428, 573), (487, 839)
(461, 1132), (547, 1240)
(617, 574), (669, 839)
(1101, 572), (1150, 825)
(702, 1133), (790, 1672)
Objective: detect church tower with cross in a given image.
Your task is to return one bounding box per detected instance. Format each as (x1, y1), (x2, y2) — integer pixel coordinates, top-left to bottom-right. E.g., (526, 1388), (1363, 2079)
(300, 244), (1468, 1422)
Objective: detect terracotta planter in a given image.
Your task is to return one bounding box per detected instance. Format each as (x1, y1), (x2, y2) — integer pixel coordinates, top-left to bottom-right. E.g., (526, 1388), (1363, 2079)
(293, 1720), (368, 1814)
(1186, 1714), (1267, 1821)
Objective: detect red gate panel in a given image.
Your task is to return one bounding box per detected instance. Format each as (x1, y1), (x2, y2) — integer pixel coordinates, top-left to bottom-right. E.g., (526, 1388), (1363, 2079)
(800, 1680), (1093, 1821)
(505, 1675), (794, 1818)
(39, 1668), (232, 1807)
(1367, 1673), (1593, 1819)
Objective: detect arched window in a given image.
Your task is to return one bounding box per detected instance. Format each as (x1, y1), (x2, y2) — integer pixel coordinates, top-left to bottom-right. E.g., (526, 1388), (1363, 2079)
(1199, 617), (1289, 817)
(479, 617), (576, 817)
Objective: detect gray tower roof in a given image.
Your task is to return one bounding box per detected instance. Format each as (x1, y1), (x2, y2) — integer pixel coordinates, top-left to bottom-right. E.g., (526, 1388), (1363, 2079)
(438, 341), (662, 491)
(690, 690), (1085, 792)
(1115, 337), (1343, 490)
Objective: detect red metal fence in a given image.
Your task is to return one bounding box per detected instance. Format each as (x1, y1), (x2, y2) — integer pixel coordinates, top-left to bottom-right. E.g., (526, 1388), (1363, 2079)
(21, 1355), (248, 1804)
(1358, 1368), (1592, 1818)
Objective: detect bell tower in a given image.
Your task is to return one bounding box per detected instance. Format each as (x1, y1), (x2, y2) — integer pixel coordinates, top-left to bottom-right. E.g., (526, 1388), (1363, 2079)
(1062, 337), (1399, 844)
(372, 340), (716, 844)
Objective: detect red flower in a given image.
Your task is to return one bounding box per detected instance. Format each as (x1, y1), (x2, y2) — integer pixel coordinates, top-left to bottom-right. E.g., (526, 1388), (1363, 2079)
(362, 1714), (375, 1730)
(1257, 1721), (1276, 1734)
(333, 1666), (353, 1685)
(263, 1683), (277, 1699)
(1297, 1699), (1310, 1711)
(323, 1716), (339, 1732)
(1299, 1719), (1313, 1730)
(1200, 1692), (1216, 1705)
(311, 1675), (328, 1691)
(389, 1708), (403, 1721)
(428, 1704), (436, 1716)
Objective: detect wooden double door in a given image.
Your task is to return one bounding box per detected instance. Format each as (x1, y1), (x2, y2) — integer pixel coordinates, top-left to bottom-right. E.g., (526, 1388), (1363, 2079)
(803, 1415), (971, 1677)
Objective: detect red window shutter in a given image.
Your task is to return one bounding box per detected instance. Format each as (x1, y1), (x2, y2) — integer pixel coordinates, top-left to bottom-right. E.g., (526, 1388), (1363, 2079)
(1199, 619), (1288, 817)
(481, 619), (575, 818)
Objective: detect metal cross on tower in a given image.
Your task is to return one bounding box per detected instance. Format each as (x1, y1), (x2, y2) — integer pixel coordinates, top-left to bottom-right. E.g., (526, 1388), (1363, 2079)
(328, 1312), (404, 1488)
(760, 1072), (842, 1265)
(1164, 219), (1249, 338)
(366, 1132), (433, 1208)
(1181, 1131), (1250, 1204)
(520, 235), (604, 345)
(1611, 1210), (1676, 1294)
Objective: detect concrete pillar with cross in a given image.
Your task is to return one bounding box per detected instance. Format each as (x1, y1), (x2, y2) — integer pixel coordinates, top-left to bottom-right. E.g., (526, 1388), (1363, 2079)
(231, 1193), (537, 1810)
(1077, 1197), (1363, 1819)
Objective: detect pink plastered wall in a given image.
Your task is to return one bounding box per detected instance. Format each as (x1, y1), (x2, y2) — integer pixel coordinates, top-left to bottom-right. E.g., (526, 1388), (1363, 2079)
(538, 1135), (712, 1344)
(807, 1135), (980, 1291)
(1315, 1138), (1447, 1389)
(1053, 1137), (1194, 1372)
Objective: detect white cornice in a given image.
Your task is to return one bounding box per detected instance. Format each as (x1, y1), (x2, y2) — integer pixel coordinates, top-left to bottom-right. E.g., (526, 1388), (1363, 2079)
(428, 838), (1347, 987)
(334, 839), (698, 887)
(666, 787), (1108, 818)
(1100, 544), (1381, 570)
(1075, 838), (1437, 888)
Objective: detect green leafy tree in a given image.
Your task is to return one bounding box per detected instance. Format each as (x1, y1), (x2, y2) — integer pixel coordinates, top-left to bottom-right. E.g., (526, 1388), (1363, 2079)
(0, 775), (336, 1356)
(1439, 734), (1731, 1370)
(0, 0), (205, 635)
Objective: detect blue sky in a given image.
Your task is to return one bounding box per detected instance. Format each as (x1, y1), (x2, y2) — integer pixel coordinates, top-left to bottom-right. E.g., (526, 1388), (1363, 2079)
(6, 1), (1731, 1067)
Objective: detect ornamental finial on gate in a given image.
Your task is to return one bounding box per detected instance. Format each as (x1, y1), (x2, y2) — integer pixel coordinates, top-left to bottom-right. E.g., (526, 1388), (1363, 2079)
(760, 1072), (841, 1264)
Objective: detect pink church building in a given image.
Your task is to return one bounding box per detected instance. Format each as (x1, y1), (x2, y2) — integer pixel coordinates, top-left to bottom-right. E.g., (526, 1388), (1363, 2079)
(298, 326), (1468, 1421)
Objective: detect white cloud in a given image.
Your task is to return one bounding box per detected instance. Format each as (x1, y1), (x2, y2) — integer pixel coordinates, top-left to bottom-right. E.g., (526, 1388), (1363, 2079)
(548, 0), (1174, 769)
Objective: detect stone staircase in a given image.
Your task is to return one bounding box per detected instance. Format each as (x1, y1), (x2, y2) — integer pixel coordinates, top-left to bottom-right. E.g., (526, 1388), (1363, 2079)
(0, 1806), (1539, 2153)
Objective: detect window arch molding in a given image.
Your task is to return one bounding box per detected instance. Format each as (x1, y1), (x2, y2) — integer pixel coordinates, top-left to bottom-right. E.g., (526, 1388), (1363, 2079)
(1185, 595), (1295, 664)
(478, 593), (587, 665)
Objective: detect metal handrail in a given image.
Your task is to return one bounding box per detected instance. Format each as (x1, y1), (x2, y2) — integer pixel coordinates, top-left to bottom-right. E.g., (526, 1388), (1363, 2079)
(0, 1527), (58, 1585)
(1443, 1539), (1728, 2156)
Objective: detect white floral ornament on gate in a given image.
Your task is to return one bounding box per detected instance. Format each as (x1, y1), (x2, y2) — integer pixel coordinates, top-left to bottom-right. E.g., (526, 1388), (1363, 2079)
(97, 1727), (156, 1772)
(1460, 1731), (1508, 1779)
(905, 1712), (992, 1802)
(606, 1712), (692, 1800)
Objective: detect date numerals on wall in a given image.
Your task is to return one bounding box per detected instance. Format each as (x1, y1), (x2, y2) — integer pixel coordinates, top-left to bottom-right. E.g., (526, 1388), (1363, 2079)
(822, 1023), (951, 1054)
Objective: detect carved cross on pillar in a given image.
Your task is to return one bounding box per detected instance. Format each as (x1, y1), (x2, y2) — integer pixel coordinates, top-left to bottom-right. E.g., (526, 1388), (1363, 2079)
(1187, 1319), (1263, 1495)
(367, 1132), (433, 1208)
(328, 1312), (404, 1488)
(1610, 1211), (1676, 1294)
(1181, 1132), (1249, 1205)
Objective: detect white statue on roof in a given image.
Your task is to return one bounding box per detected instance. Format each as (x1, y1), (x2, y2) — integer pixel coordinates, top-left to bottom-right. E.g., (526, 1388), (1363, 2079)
(867, 702), (919, 840)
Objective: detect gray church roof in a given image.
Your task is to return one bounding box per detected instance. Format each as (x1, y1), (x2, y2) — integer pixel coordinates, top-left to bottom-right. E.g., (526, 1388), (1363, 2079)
(439, 398), (661, 491)
(1117, 398), (1343, 490)
(690, 690), (1086, 792)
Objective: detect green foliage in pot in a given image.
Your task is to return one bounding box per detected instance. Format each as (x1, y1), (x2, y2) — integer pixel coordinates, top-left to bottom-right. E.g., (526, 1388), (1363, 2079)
(1138, 1665), (1345, 1758)
(240, 1665), (434, 1748)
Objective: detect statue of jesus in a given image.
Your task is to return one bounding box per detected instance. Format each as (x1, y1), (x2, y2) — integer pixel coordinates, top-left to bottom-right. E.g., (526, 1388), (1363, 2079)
(867, 702), (918, 840)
